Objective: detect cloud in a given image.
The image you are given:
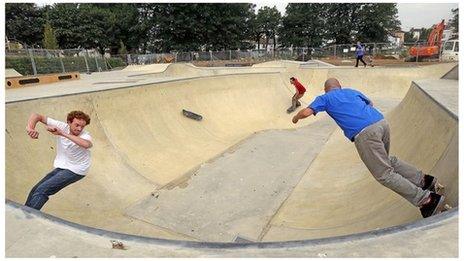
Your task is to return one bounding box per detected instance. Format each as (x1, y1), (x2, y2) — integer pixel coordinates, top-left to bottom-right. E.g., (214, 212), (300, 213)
(397, 3), (458, 30)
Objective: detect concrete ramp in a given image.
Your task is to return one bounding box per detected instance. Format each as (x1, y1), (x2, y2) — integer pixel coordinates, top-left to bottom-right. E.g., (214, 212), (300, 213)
(127, 62), (284, 78)
(5, 68), (22, 77)
(263, 78), (458, 241)
(126, 118), (336, 242)
(5, 62), (458, 256)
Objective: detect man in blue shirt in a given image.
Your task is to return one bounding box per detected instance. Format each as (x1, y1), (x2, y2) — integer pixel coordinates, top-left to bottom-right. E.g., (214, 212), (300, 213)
(292, 78), (445, 218)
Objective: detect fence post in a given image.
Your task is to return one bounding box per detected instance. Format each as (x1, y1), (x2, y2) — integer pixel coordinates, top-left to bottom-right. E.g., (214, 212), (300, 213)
(84, 50), (90, 73)
(333, 44), (337, 58)
(210, 50), (213, 61)
(28, 48), (37, 75)
(103, 56), (108, 71)
(175, 52), (178, 63)
(229, 50), (232, 61)
(59, 54), (65, 73)
(94, 54), (100, 72)
(373, 43), (376, 56)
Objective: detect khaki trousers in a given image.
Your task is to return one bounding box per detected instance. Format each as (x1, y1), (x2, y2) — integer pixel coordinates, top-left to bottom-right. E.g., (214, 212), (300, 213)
(354, 119), (429, 207)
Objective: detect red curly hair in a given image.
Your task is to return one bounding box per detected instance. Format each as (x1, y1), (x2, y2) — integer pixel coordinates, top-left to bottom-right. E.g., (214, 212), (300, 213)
(67, 111), (91, 125)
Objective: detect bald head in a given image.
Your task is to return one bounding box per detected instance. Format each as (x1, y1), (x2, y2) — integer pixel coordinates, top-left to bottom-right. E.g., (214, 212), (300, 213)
(324, 78), (341, 93)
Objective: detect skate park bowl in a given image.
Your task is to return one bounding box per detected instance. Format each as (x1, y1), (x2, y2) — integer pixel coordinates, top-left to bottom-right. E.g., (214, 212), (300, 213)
(5, 61), (459, 257)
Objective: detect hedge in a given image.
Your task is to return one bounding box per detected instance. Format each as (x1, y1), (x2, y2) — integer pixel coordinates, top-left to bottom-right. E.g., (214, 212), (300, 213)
(5, 56), (126, 76)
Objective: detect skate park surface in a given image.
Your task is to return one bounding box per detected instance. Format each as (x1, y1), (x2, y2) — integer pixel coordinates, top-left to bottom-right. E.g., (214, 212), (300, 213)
(5, 60), (459, 257)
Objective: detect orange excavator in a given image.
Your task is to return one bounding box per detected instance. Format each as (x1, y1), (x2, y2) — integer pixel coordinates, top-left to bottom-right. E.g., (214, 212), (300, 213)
(407, 19), (445, 61)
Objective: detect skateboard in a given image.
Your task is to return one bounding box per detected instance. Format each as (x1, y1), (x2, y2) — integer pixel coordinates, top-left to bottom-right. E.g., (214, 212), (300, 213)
(433, 182), (452, 214)
(182, 109), (203, 121)
(286, 101), (301, 113)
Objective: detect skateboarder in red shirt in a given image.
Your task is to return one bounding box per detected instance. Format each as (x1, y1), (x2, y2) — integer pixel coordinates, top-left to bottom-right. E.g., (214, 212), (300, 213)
(287, 77), (307, 113)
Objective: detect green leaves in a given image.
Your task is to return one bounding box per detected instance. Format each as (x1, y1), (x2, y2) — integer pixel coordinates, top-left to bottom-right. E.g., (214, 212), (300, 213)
(279, 3), (401, 47)
(6, 3), (404, 54)
(450, 8), (458, 33)
(42, 21), (59, 49)
(256, 6), (282, 50)
(279, 3), (327, 48)
(6, 3), (44, 47)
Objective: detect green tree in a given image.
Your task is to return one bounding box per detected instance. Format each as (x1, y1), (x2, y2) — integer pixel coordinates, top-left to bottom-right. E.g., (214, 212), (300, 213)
(450, 8), (458, 33)
(42, 21), (59, 49)
(5, 3), (45, 47)
(145, 3), (255, 52)
(279, 3), (328, 49)
(404, 27), (432, 43)
(195, 3), (255, 51)
(119, 40), (127, 56)
(248, 10), (261, 50)
(355, 4), (401, 42)
(88, 3), (146, 54)
(47, 4), (111, 53)
(47, 4), (86, 49)
(147, 3), (206, 52)
(279, 3), (400, 49)
(256, 6), (282, 51)
(325, 3), (362, 44)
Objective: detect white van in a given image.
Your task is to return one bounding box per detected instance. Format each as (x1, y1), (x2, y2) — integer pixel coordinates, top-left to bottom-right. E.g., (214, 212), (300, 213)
(441, 39), (459, 61)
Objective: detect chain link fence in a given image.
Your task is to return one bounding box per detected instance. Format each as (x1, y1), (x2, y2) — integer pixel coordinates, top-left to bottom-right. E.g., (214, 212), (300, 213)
(6, 42), (421, 76)
(6, 48), (125, 76)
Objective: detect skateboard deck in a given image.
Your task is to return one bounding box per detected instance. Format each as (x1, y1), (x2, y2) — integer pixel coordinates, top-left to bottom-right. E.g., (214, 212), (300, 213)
(182, 109), (203, 121)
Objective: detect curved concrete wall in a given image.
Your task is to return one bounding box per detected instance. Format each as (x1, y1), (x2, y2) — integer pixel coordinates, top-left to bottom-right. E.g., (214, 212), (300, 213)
(5, 63), (458, 247)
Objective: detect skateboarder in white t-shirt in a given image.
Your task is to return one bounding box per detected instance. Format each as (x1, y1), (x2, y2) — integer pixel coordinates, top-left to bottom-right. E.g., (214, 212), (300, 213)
(25, 111), (92, 210)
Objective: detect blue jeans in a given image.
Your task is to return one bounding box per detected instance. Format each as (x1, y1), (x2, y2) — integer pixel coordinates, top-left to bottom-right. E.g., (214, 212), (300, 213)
(25, 168), (84, 210)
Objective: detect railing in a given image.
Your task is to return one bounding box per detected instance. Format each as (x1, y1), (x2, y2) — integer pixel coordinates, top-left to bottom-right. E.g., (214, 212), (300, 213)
(6, 42), (423, 76)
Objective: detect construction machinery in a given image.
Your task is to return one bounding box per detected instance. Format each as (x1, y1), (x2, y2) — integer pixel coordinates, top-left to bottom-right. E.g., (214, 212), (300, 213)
(407, 19), (445, 61)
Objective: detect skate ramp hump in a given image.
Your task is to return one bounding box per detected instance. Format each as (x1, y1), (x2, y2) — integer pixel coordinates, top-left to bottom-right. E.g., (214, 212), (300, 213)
(5, 68), (22, 77)
(5, 62), (458, 254)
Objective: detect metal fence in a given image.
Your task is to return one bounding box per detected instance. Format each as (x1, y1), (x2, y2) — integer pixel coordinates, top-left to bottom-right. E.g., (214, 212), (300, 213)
(6, 42), (420, 76)
(5, 48), (123, 76)
(125, 42), (410, 64)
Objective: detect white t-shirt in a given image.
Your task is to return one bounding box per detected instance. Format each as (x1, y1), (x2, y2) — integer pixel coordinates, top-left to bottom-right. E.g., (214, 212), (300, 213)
(47, 117), (92, 175)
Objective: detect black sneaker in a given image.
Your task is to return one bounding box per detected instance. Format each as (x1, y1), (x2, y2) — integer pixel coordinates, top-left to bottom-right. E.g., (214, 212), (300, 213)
(422, 174), (437, 192)
(420, 193), (445, 218)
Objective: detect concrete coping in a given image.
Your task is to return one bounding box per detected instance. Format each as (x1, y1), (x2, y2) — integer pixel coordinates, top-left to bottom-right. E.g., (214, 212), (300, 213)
(5, 200), (458, 249)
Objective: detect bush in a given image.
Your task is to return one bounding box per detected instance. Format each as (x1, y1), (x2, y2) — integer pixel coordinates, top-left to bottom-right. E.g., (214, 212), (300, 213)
(6, 56), (126, 76)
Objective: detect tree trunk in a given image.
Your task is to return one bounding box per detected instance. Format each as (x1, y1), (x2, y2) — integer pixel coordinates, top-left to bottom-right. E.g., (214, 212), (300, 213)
(273, 35), (276, 52)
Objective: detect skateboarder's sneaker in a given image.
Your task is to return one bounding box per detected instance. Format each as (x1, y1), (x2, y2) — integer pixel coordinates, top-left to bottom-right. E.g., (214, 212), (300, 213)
(422, 174), (437, 192)
(420, 192), (445, 218)
(296, 101), (301, 107)
(287, 106), (296, 113)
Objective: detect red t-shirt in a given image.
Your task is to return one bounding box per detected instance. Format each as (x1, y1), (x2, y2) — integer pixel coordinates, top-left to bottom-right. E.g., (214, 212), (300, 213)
(293, 80), (306, 94)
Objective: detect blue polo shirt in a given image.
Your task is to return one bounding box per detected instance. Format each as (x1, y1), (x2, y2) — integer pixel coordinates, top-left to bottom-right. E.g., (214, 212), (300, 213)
(309, 88), (384, 141)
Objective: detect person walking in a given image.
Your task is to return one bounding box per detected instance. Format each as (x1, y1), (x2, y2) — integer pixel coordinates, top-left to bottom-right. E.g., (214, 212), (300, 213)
(355, 41), (367, 67)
